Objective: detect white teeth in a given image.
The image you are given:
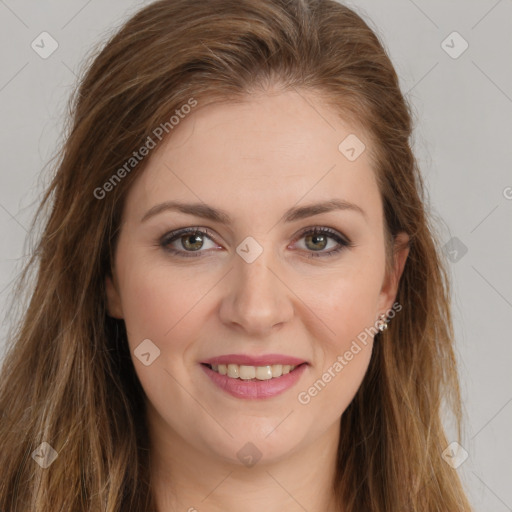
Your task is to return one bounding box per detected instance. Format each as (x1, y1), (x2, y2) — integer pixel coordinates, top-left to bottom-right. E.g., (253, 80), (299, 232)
(227, 364), (239, 378)
(255, 366), (273, 380)
(209, 363), (298, 380)
(271, 364), (283, 377)
(239, 365), (256, 380)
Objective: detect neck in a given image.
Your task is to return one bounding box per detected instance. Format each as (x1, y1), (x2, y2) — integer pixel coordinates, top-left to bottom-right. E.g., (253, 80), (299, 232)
(147, 403), (341, 512)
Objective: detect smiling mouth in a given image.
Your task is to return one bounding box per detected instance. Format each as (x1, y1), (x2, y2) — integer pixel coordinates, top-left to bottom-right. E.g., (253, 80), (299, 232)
(201, 362), (306, 381)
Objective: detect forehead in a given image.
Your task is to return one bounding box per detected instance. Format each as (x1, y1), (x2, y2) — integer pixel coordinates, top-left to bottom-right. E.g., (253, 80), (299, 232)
(122, 90), (381, 226)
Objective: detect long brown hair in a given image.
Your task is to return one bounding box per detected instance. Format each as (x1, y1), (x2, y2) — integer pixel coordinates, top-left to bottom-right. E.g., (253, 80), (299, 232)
(0, 0), (472, 510)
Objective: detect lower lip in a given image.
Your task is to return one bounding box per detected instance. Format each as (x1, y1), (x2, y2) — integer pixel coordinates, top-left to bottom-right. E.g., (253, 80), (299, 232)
(200, 363), (308, 399)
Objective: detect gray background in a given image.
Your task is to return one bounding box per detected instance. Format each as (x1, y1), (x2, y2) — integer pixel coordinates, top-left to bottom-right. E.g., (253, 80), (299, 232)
(0, 1), (511, 510)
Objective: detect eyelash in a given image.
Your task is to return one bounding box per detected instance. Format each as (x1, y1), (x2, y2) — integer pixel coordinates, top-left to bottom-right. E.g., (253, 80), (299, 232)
(158, 226), (354, 259)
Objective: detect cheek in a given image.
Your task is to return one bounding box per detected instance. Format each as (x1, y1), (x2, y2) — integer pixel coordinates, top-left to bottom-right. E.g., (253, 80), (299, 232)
(116, 260), (202, 352)
(116, 264), (212, 411)
(296, 258), (385, 349)
(296, 273), (377, 421)
(291, 250), (383, 415)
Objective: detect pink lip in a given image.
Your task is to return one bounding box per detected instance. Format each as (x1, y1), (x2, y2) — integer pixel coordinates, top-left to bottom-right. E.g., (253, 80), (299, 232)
(200, 362), (308, 399)
(201, 353), (307, 366)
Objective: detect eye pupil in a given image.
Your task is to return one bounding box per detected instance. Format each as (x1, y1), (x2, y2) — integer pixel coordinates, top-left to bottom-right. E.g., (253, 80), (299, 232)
(182, 233), (203, 251)
(306, 234), (327, 251)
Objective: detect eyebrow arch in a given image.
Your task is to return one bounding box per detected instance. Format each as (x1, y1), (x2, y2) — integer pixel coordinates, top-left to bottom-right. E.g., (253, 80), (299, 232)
(140, 198), (367, 224)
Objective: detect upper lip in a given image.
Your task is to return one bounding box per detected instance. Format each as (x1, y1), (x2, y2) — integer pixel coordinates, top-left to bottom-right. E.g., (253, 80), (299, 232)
(201, 354), (308, 366)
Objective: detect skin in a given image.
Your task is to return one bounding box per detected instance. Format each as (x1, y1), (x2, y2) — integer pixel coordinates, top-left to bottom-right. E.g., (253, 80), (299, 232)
(106, 88), (409, 512)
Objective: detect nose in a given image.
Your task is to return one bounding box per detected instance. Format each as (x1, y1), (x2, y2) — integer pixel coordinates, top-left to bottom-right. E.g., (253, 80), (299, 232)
(218, 247), (294, 336)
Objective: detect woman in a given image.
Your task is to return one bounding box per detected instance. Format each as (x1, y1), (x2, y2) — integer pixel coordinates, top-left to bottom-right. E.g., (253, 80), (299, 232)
(0, 0), (473, 510)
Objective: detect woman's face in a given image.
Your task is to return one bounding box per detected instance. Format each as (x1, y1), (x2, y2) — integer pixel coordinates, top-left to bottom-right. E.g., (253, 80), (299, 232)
(106, 89), (408, 467)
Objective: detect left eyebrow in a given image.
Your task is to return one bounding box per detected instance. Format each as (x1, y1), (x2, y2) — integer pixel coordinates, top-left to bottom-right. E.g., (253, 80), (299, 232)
(282, 199), (367, 222)
(140, 198), (367, 224)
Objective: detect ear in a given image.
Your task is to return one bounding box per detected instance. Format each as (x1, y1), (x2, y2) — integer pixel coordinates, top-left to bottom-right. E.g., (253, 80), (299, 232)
(377, 231), (410, 314)
(105, 273), (124, 319)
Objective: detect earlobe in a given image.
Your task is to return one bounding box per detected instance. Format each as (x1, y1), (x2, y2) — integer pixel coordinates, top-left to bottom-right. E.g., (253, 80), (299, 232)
(105, 274), (124, 319)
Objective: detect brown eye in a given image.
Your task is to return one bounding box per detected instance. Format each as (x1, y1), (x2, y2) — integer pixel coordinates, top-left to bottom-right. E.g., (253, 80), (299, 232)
(295, 227), (352, 258)
(160, 228), (219, 257)
(180, 233), (204, 251)
(159, 226), (352, 259)
(304, 232), (329, 251)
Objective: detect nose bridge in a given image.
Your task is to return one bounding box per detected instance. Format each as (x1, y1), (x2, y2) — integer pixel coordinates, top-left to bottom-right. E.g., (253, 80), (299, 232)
(219, 237), (293, 334)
